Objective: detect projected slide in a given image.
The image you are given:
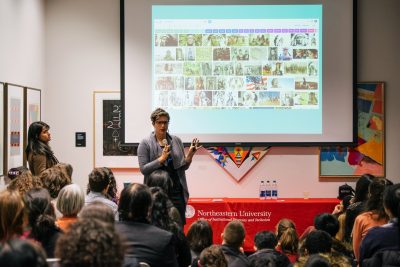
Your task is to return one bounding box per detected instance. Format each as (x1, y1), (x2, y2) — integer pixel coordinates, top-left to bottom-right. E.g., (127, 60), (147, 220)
(151, 5), (322, 135)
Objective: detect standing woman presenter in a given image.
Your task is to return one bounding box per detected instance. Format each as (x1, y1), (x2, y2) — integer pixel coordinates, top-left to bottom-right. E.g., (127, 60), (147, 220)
(26, 121), (59, 176)
(138, 108), (201, 225)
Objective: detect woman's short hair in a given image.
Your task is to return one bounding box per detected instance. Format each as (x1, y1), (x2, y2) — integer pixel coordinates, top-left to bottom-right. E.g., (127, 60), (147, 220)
(39, 166), (71, 198)
(199, 245), (228, 267)
(57, 184), (84, 217)
(80, 202), (115, 225)
(0, 190), (25, 242)
(150, 108), (170, 124)
(118, 183), (152, 221)
(55, 218), (124, 267)
(0, 238), (48, 267)
(187, 219), (213, 254)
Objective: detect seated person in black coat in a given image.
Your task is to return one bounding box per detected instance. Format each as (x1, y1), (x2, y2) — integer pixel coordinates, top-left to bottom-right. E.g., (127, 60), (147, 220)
(221, 220), (250, 267)
(248, 231), (291, 267)
(115, 183), (178, 267)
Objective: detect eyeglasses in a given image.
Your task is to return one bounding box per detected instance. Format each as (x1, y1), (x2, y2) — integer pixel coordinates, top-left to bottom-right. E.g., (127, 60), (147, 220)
(155, 120), (169, 125)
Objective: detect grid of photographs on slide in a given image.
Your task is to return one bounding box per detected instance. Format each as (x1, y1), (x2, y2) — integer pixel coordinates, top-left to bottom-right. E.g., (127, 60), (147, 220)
(153, 30), (319, 109)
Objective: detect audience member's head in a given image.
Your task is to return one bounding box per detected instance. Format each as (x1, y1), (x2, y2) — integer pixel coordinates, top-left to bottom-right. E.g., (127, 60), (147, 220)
(79, 202), (115, 225)
(222, 220), (246, 248)
(249, 255), (277, 267)
(276, 218), (298, 253)
(304, 254), (330, 267)
(0, 239), (48, 267)
(6, 166), (29, 181)
(87, 167), (112, 194)
(254, 231), (277, 250)
(354, 173), (374, 203)
(198, 244), (228, 267)
(366, 178), (389, 220)
(0, 190), (25, 242)
(314, 213), (339, 237)
(39, 166), (71, 199)
(304, 230), (332, 255)
(146, 169), (172, 194)
(383, 183), (400, 219)
(56, 184), (84, 217)
(118, 183), (152, 221)
(55, 219), (124, 267)
(7, 170), (42, 196)
(187, 219), (213, 255)
(23, 188), (57, 243)
(56, 163), (73, 180)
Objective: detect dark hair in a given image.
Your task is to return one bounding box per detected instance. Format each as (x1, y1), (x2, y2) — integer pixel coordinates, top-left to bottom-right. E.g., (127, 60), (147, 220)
(24, 188), (58, 245)
(149, 188), (177, 233)
(354, 174), (374, 202)
(88, 167), (112, 193)
(6, 166), (29, 180)
(146, 169), (172, 195)
(79, 202), (115, 225)
(342, 195), (352, 211)
(187, 219), (213, 254)
(304, 230), (332, 254)
(118, 183), (152, 221)
(254, 231), (277, 250)
(314, 213), (339, 237)
(87, 168), (118, 203)
(276, 219), (298, 254)
(249, 255), (276, 267)
(0, 190), (25, 242)
(55, 219), (124, 267)
(223, 220), (245, 248)
(383, 183), (400, 247)
(199, 245), (228, 267)
(39, 165), (71, 198)
(365, 178), (389, 220)
(25, 121), (58, 164)
(150, 108), (170, 124)
(304, 254), (330, 267)
(0, 239), (48, 267)
(7, 171), (43, 196)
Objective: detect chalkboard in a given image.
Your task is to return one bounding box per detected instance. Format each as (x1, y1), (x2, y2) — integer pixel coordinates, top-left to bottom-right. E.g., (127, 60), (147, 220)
(103, 100), (137, 156)
(94, 91), (138, 168)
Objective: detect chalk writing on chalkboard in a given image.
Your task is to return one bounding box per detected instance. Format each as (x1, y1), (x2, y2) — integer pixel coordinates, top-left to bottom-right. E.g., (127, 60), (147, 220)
(103, 100), (137, 156)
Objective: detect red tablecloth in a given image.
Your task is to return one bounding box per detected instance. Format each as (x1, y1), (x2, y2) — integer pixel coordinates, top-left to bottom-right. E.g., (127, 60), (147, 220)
(184, 198), (339, 252)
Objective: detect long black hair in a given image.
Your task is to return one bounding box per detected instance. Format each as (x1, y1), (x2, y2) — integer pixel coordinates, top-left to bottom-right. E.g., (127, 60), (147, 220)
(383, 184), (400, 247)
(25, 121), (58, 164)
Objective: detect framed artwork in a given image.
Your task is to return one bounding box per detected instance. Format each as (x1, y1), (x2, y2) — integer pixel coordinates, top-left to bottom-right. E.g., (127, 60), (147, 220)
(0, 82), (4, 175)
(26, 88), (41, 137)
(6, 84), (25, 170)
(93, 91), (138, 168)
(320, 82), (385, 177)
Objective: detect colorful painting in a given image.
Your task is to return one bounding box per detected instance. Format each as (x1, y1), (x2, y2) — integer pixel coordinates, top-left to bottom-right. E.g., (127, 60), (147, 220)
(320, 82), (385, 177)
(207, 146), (270, 182)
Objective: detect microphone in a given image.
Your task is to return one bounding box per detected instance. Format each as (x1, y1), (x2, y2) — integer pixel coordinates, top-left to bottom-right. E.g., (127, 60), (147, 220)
(162, 139), (168, 146)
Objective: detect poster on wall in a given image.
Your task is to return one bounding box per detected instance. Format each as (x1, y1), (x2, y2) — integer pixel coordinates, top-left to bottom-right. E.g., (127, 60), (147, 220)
(94, 91), (138, 168)
(7, 84), (25, 169)
(320, 82), (385, 177)
(26, 88), (41, 141)
(0, 83), (4, 175)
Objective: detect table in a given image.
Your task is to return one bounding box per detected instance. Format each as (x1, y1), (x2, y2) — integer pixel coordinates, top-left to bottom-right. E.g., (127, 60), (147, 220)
(184, 198), (339, 252)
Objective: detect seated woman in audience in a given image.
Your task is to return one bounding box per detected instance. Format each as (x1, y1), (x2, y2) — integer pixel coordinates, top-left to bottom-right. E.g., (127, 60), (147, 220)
(352, 178), (389, 263)
(79, 201), (115, 225)
(275, 218), (299, 263)
(55, 218), (128, 267)
(0, 190), (25, 242)
(7, 170), (43, 196)
(344, 174), (374, 243)
(26, 121), (59, 176)
(24, 188), (62, 258)
(198, 244), (228, 267)
(147, 169), (181, 225)
(186, 219), (213, 265)
(0, 238), (48, 267)
(86, 167), (118, 204)
(56, 184), (85, 232)
(360, 183), (400, 266)
(150, 187), (191, 267)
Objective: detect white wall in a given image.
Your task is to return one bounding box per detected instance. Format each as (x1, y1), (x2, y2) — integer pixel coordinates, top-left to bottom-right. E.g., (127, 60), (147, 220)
(0, 0), (45, 89)
(43, 0), (399, 196)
